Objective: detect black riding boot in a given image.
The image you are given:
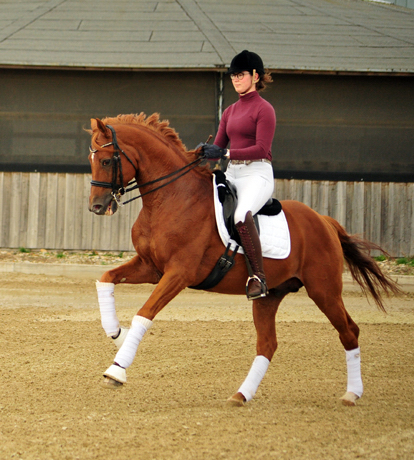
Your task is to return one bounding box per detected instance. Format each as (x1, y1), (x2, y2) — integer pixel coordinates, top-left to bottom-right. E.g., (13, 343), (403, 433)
(235, 211), (268, 300)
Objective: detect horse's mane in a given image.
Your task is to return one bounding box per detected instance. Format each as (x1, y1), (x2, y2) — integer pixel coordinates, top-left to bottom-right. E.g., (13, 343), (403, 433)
(102, 112), (186, 154)
(99, 112), (212, 178)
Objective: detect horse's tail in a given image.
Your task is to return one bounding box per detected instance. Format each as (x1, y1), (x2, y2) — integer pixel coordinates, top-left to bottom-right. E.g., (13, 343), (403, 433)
(323, 215), (402, 312)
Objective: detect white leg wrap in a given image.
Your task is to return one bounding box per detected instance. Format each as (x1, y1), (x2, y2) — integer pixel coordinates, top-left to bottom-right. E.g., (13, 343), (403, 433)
(114, 316), (153, 369)
(96, 281), (120, 337)
(238, 355), (270, 402)
(345, 347), (363, 397)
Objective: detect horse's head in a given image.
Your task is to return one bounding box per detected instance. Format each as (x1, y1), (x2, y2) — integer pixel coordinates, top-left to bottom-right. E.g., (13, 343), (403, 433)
(88, 118), (137, 215)
(88, 112), (211, 215)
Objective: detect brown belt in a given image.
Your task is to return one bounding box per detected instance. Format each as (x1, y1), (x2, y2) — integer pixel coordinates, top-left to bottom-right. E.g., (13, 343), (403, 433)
(229, 159), (272, 166)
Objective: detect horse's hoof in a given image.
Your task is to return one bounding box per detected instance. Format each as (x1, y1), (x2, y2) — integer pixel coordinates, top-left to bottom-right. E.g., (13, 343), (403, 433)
(103, 364), (127, 385)
(102, 377), (123, 389)
(226, 392), (246, 407)
(340, 391), (359, 406)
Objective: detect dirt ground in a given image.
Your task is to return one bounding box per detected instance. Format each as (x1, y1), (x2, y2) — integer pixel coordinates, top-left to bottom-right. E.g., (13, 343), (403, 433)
(0, 267), (413, 460)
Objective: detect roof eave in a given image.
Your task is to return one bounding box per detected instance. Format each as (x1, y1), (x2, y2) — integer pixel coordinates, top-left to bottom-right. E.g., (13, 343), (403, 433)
(0, 62), (413, 77)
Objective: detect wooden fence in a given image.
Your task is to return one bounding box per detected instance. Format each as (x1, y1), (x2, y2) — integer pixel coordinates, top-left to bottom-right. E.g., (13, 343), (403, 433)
(0, 172), (413, 257)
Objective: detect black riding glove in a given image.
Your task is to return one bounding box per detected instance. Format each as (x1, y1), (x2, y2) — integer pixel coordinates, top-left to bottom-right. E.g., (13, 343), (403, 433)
(200, 144), (228, 159)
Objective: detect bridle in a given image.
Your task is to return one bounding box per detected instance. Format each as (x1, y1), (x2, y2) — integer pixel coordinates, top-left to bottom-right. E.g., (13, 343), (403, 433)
(90, 124), (204, 206)
(90, 125), (137, 200)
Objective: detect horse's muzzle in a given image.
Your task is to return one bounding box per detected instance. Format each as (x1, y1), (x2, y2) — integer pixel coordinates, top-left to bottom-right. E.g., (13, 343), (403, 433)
(89, 195), (119, 215)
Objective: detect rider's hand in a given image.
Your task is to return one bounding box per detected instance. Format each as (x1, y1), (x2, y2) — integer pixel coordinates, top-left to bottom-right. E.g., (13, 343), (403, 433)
(201, 144), (228, 159)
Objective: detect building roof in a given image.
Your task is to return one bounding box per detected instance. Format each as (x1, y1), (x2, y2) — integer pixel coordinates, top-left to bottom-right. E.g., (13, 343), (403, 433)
(0, 0), (413, 74)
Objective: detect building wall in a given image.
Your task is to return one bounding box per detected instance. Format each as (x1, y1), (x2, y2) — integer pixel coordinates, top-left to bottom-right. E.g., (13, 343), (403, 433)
(1, 68), (413, 182)
(390, 0), (414, 10)
(223, 73), (414, 181)
(0, 69), (217, 172)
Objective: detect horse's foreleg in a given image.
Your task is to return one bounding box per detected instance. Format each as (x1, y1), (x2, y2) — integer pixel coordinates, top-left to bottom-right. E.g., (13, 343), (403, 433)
(99, 254), (161, 285)
(96, 280), (120, 338)
(102, 270), (187, 387)
(228, 293), (282, 406)
(103, 315), (153, 386)
(96, 255), (160, 349)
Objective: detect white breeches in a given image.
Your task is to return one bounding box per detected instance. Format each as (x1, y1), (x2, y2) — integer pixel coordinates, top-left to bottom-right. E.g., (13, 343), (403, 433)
(225, 161), (274, 224)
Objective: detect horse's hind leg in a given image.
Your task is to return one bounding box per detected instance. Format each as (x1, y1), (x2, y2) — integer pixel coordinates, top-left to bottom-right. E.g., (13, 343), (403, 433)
(227, 288), (286, 406)
(306, 281), (363, 406)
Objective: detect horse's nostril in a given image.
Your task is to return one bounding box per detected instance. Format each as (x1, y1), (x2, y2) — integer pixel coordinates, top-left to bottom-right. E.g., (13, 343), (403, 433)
(91, 204), (103, 214)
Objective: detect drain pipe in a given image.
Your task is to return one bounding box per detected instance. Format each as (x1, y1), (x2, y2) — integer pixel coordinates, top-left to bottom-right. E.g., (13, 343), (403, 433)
(216, 71), (224, 128)
(216, 71), (228, 171)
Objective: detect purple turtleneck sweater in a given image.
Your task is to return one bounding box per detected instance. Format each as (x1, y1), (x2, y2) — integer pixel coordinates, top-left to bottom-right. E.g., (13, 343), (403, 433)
(214, 91), (276, 161)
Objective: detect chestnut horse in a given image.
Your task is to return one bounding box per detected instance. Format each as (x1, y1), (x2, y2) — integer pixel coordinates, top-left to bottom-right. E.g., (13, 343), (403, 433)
(88, 113), (400, 406)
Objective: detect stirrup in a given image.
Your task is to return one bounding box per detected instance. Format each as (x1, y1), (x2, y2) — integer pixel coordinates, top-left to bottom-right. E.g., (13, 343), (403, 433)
(246, 275), (268, 300)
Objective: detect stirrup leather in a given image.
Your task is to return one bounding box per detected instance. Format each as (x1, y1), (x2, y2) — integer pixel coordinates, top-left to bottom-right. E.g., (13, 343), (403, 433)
(246, 275), (268, 300)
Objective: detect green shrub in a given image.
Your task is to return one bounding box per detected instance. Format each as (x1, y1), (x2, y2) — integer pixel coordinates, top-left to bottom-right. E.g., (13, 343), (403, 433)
(396, 257), (408, 265)
(395, 257), (414, 266)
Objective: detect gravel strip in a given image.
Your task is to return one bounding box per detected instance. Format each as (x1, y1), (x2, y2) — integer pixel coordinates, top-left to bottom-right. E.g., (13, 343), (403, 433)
(0, 249), (136, 266)
(0, 248), (413, 275)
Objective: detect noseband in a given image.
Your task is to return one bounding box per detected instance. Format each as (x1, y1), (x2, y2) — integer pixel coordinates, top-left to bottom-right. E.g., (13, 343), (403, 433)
(90, 124), (204, 206)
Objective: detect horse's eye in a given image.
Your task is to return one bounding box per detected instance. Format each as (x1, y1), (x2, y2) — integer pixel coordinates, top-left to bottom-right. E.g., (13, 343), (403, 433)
(101, 159), (111, 167)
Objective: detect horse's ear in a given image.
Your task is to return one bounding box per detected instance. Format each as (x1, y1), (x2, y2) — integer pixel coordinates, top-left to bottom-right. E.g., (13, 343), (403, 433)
(90, 118), (111, 138)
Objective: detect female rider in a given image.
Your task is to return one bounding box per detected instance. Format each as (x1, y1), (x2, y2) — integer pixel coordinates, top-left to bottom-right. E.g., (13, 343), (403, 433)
(201, 50), (276, 300)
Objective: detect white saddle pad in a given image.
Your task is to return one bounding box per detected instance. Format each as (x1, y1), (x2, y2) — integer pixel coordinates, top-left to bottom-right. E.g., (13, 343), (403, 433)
(212, 175), (291, 259)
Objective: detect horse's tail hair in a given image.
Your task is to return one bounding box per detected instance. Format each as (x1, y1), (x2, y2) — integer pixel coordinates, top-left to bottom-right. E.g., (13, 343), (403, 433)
(323, 215), (403, 312)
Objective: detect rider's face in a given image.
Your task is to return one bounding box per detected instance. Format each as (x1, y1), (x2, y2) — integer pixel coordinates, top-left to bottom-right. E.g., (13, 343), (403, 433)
(231, 71), (259, 95)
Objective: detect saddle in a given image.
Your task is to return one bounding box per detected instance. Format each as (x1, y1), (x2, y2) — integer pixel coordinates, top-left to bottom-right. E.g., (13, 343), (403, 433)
(212, 170), (282, 246)
(189, 170), (283, 291)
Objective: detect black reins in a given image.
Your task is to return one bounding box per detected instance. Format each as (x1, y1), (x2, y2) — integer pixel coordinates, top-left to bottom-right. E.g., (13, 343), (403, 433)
(90, 124), (203, 206)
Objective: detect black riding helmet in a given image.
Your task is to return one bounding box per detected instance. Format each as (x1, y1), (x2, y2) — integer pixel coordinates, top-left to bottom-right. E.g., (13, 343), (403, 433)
(227, 50), (265, 76)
